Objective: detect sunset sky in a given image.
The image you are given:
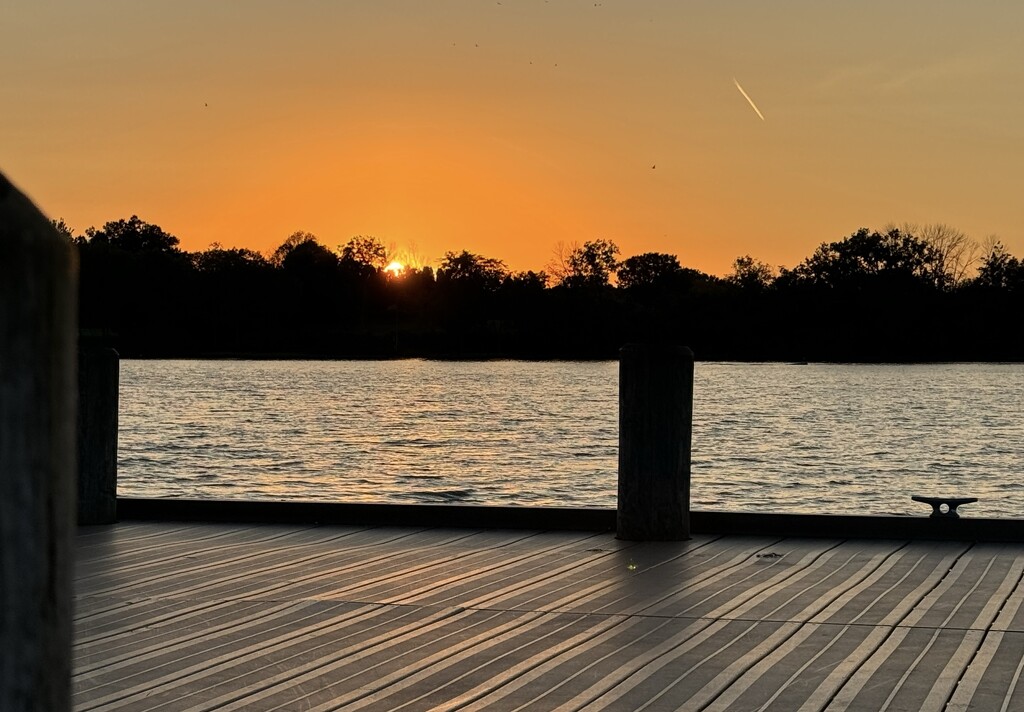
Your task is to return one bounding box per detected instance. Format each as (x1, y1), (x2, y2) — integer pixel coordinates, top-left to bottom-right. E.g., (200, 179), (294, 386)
(5, 1), (1023, 275)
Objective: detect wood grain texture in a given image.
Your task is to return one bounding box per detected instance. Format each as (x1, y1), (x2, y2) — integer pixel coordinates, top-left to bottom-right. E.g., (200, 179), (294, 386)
(617, 343), (694, 541)
(1, 172), (77, 711)
(77, 344), (118, 524)
(74, 522), (1024, 711)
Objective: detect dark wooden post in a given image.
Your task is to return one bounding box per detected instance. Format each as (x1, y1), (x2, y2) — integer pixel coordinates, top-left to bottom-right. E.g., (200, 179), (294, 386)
(617, 344), (694, 541)
(78, 338), (118, 524)
(0, 172), (77, 711)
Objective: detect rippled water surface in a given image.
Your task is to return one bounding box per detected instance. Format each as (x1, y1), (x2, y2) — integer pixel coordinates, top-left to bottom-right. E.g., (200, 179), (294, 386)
(118, 360), (1024, 517)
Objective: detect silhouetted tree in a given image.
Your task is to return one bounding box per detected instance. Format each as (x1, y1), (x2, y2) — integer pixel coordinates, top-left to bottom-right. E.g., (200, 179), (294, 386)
(270, 236), (343, 351)
(561, 239), (620, 288)
(784, 228), (943, 291)
(85, 215), (180, 253)
(281, 238), (339, 275)
(339, 235), (388, 273)
(269, 230), (320, 267)
(727, 255), (776, 290)
(770, 228), (959, 361)
(51, 218), (76, 243)
(437, 250), (508, 291)
(75, 216), (194, 353)
(66, 212), (1023, 361)
(503, 270), (549, 291)
(398, 265), (436, 293)
(917, 224), (979, 288)
(974, 241), (1024, 292)
(193, 244), (270, 274)
(618, 252), (682, 289)
(185, 244), (276, 353)
(888, 222), (980, 289)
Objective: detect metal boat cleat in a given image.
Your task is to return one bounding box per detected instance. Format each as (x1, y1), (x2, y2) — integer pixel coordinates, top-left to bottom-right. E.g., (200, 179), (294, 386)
(911, 495), (978, 519)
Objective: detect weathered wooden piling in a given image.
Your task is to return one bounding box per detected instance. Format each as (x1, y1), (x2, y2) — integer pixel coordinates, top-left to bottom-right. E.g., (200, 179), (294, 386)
(617, 343), (694, 540)
(77, 338), (118, 524)
(0, 172), (77, 711)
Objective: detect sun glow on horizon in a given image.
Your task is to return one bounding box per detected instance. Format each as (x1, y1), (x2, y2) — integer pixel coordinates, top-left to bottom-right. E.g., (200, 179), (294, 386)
(5, 2), (1022, 276)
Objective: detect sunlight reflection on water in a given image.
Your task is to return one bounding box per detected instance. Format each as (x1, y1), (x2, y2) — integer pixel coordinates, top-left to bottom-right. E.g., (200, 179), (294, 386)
(118, 360), (1024, 517)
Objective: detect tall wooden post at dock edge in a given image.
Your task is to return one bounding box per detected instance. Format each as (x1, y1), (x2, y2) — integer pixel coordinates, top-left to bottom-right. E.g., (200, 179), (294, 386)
(617, 344), (694, 541)
(0, 172), (77, 711)
(78, 336), (118, 524)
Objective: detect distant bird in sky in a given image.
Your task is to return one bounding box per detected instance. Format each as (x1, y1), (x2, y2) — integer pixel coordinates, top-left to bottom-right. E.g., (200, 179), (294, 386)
(733, 78), (765, 121)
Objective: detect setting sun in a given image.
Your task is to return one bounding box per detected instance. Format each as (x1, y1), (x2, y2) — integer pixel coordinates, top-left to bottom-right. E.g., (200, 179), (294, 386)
(5, 2), (1022, 275)
(383, 260), (405, 277)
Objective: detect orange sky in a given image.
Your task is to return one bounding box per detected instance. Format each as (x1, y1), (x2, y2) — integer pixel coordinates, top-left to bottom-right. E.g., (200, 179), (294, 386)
(5, 1), (1023, 275)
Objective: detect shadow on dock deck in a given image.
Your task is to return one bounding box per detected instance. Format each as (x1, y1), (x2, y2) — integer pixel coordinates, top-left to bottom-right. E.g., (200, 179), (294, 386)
(76, 509), (1024, 711)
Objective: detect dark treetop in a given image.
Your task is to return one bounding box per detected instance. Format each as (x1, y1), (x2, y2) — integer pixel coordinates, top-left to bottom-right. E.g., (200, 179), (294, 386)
(68, 221), (1024, 361)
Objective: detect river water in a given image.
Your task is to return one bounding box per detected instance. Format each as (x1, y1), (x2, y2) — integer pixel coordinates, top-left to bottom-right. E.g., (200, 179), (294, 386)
(117, 360), (1024, 517)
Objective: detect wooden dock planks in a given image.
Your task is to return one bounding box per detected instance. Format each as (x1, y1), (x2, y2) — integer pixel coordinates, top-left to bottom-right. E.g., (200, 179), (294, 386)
(74, 522), (1024, 711)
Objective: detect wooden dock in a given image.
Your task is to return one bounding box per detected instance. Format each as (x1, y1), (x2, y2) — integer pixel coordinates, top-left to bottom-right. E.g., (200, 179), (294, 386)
(75, 521), (1024, 711)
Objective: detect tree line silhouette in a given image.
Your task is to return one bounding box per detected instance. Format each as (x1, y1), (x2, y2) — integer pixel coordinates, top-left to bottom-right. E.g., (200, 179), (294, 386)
(63, 217), (1023, 361)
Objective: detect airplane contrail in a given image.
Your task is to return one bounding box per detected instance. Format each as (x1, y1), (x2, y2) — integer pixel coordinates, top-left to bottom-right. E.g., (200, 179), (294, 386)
(733, 78), (765, 121)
